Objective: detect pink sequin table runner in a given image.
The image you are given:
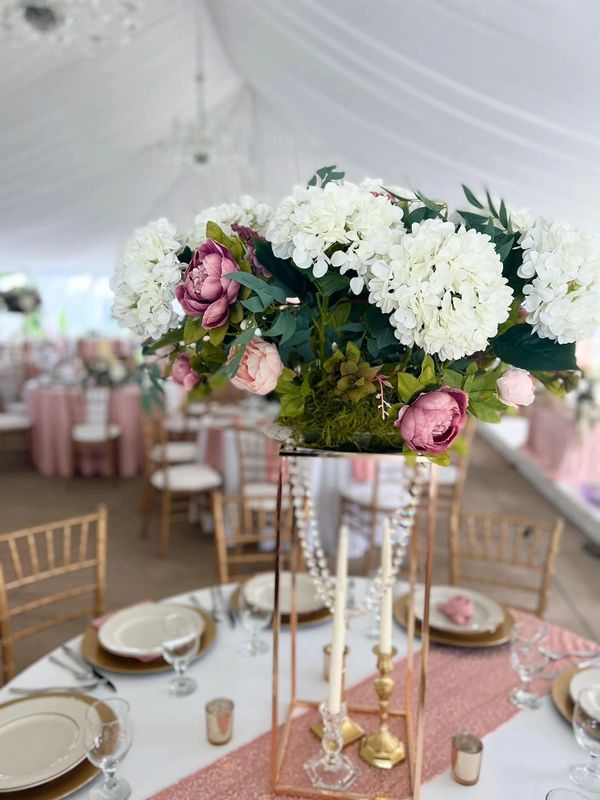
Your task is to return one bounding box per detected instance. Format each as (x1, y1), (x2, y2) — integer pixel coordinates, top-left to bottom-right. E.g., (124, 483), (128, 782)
(151, 611), (594, 799)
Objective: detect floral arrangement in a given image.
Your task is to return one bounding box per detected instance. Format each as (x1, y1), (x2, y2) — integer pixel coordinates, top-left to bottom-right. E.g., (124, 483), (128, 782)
(83, 356), (141, 388)
(111, 167), (597, 461)
(0, 286), (41, 314)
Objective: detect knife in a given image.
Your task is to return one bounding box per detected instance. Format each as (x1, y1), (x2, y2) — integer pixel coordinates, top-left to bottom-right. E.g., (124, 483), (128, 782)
(215, 584), (236, 629)
(61, 644), (117, 692)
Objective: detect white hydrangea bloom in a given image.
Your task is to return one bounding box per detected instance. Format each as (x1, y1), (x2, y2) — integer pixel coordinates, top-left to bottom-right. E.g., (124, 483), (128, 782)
(111, 218), (183, 339)
(368, 218), (513, 361)
(189, 195), (271, 249)
(266, 181), (405, 293)
(518, 219), (600, 343)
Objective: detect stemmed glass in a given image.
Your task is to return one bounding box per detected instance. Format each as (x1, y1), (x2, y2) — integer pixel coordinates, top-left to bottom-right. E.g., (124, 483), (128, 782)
(570, 686), (600, 792)
(239, 593), (271, 655)
(160, 611), (202, 696)
(508, 622), (549, 709)
(83, 698), (133, 800)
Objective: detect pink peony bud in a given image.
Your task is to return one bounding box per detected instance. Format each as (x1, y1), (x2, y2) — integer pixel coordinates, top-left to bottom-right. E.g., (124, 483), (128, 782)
(229, 337), (284, 396)
(394, 387), (468, 455)
(497, 368), (535, 408)
(171, 353), (200, 391)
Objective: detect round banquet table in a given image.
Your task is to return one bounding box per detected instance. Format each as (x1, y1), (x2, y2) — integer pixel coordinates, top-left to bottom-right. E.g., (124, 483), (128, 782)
(26, 384), (145, 478)
(0, 580), (588, 800)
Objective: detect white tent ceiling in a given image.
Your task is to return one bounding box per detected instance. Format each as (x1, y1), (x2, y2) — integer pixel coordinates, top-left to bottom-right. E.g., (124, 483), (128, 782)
(1, 0), (599, 277)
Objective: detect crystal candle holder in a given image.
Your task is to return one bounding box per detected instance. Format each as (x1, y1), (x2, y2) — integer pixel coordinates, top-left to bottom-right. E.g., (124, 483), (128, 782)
(304, 701), (358, 791)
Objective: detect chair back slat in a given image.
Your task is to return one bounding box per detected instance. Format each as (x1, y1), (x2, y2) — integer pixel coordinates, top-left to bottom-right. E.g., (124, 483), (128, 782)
(213, 492), (292, 584)
(450, 510), (563, 617)
(0, 506), (107, 684)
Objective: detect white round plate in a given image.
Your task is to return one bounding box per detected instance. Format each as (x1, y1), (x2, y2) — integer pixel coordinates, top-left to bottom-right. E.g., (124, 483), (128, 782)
(243, 572), (324, 615)
(413, 585), (504, 635)
(0, 695), (89, 792)
(98, 603), (204, 658)
(569, 667), (600, 705)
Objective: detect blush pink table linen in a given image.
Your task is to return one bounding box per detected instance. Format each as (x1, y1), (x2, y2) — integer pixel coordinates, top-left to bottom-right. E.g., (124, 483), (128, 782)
(522, 404), (600, 486)
(151, 609), (593, 800)
(27, 385), (145, 478)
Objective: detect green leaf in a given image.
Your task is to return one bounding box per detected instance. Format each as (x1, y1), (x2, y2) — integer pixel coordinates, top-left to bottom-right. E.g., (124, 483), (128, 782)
(280, 393), (305, 417)
(397, 372), (423, 403)
(328, 303), (351, 330)
(498, 199), (509, 229)
(254, 239), (312, 299)
(240, 296), (268, 313)
(142, 326), (184, 353)
(415, 190), (445, 213)
(208, 323), (228, 346)
(485, 190), (498, 218)
(262, 311), (297, 344)
(457, 211), (490, 233)
(223, 272), (287, 304)
(177, 246), (193, 264)
(419, 354), (436, 386)
(229, 302), (244, 324)
(312, 271), (348, 297)
(468, 400), (503, 424)
(403, 205), (428, 227)
(183, 317), (206, 345)
(229, 325), (258, 349)
(492, 323), (577, 371)
(205, 221), (225, 243)
(441, 369), (464, 389)
(461, 185), (484, 209)
(502, 247), (527, 295)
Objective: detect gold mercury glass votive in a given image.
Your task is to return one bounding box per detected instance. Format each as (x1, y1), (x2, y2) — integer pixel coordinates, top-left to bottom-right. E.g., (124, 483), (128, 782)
(205, 698), (234, 745)
(451, 732), (483, 785)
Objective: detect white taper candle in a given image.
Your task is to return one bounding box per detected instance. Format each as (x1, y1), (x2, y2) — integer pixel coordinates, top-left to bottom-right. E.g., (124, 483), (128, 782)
(379, 519), (393, 654)
(327, 525), (348, 716)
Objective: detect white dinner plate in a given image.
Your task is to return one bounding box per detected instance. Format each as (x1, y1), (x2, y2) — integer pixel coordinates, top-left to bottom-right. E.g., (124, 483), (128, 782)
(243, 572), (324, 615)
(569, 667), (600, 705)
(98, 603), (204, 658)
(412, 585), (504, 635)
(0, 695), (89, 792)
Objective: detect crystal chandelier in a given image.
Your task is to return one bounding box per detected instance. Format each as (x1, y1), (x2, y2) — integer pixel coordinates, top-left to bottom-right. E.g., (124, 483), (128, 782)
(0, 1), (144, 49)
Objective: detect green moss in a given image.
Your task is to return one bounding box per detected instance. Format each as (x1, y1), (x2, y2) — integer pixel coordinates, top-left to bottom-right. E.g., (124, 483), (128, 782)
(279, 389), (404, 453)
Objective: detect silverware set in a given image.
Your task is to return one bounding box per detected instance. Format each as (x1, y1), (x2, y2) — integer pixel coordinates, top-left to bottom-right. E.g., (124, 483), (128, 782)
(10, 644), (117, 695)
(541, 646), (600, 681)
(190, 587), (237, 629)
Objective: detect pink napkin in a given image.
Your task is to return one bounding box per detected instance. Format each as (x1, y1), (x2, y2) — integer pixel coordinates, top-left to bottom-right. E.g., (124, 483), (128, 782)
(437, 594), (475, 625)
(92, 601), (161, 663)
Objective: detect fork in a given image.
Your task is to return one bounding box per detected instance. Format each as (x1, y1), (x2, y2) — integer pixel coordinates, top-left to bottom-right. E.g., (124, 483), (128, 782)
(9, 682), (99, 695)
(49, 655), (91, 681)
(540, 646), (600, 661)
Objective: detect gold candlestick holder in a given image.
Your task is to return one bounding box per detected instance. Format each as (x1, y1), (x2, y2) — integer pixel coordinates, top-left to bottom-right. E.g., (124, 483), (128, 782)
(359, 645), (405, 769)
(310, 644), (365, 746)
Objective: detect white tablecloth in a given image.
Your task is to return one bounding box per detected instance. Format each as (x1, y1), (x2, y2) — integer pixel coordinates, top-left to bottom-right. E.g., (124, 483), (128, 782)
(0, 582), (583, 800)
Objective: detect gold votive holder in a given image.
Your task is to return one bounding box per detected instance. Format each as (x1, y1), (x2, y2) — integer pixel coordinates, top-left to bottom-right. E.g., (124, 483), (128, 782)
(311, 644), (364, 747)
(205, 697), (234, 745)
(451, 732), (483, 786)
(359, 645), (405, 769)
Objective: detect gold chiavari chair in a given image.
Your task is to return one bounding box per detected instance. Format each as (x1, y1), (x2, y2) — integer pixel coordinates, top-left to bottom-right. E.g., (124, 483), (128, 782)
(212, 492), (294, 585)
(449, 509), (563, 618)
(435, 417), (477, 516)
(67, 386), (121, 481)
(140, 413), (222, 557)
(0, 506), (107, 684)
(235, 426), (283, 510)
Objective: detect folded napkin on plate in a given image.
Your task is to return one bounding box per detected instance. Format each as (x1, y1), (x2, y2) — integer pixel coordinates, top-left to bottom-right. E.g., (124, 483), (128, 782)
(437, 594), (475, 625)
(91, 600), (160, 663)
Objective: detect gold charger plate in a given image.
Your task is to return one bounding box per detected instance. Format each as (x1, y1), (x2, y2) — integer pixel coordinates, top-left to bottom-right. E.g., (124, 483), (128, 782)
(230, 583), (331, 627)
(0, 692), (100, 800)
(394, 593), (514, 648)
(81, 606), (216, 674)
(551, 667), (577, 723)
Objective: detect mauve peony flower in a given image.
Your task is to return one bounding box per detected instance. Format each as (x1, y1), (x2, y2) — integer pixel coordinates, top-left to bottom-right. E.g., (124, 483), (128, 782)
(171, 353), (201, 391)
(176, 240), (240, 329)
(230, 337), (284, 396)
(497, 368), (535, 407)
(395, 387), (468, 455)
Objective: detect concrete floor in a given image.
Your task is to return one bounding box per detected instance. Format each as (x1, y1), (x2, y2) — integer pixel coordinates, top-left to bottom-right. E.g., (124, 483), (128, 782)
(0, 433), (598, 678)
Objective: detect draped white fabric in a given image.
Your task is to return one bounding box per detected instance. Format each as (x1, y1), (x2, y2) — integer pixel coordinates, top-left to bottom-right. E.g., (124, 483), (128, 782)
(1, 0), (599, 277)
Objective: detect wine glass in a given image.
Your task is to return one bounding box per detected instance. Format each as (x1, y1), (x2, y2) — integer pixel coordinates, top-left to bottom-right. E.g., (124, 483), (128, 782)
(160, 611), (202, 696)
(546, 790), (588, 799)
(570, 686), (600, 792)
(83, 698), (133, 800)
(508, 621), (548, 709)
(239, 593), (271, 655)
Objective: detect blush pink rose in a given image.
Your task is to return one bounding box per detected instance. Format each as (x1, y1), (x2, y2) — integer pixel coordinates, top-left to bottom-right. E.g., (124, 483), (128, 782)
(230, 337), (284, 396)
(171, 353), (200, 391)
(176, 240), (240, 329)
(394, 387), (468, 455)
(497, 368), (535, 408)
